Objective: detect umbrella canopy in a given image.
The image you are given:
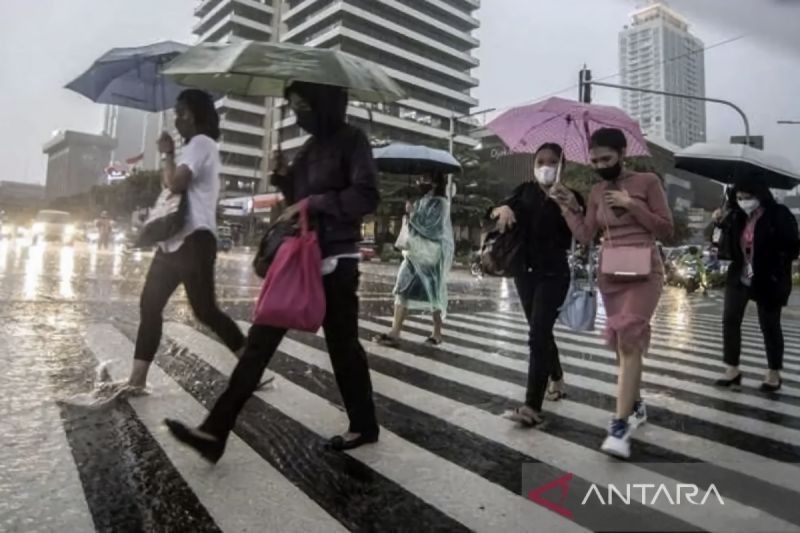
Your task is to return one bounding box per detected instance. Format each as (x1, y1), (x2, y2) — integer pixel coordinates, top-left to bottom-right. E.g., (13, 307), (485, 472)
(487, 97), (650, 164)
(66, 41), (190, 112)
(675, 143), (800, 190)
(373, 143), (461, 175)
(163, 41), (405, 103)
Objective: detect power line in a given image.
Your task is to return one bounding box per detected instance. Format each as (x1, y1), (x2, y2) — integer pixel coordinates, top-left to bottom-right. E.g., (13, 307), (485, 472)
(487, 33), (748, 116)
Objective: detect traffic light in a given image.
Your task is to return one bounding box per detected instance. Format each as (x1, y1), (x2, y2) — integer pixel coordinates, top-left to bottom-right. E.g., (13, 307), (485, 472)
(579, 68), (592, 104)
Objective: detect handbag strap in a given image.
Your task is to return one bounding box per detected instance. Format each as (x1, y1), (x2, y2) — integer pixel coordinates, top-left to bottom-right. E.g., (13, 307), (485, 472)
(298, 199), (310, 236)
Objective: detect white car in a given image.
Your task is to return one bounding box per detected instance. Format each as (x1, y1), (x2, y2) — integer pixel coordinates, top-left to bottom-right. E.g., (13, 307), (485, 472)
(31, 210), (75, 244)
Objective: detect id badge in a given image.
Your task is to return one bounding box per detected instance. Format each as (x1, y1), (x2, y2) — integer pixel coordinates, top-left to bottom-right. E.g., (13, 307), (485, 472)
(746, 262), (754, 279)
(712, 227), (721, 244)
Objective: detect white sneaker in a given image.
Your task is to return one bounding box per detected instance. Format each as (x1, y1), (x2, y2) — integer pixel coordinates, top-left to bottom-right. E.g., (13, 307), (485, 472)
(601, 418), (632, 459)
(629, 399), (647, 429)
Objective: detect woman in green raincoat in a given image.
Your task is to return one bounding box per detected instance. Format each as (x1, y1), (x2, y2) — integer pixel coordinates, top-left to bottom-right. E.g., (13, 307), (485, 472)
(375, 173), (454, 346)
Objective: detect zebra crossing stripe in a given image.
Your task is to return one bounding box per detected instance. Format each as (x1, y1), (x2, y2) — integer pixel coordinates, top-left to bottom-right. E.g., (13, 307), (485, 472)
(248, 326), (800, 532)
(364, 318), (800, 494)
(477, 311), (800, 372)
(84, 324), (345, 533)
(448, 314), (800, 397)
(164, 322), (586, 533)
(0, 333), (94, 533)
(367, 315), (800, 449)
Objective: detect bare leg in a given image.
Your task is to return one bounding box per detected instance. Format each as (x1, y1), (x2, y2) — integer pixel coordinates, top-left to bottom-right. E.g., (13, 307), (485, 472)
(387, 304), (408, 339)
(616, 350), (643, 419)
(128, 359), (151, 388)
(431, 311), (443, 343)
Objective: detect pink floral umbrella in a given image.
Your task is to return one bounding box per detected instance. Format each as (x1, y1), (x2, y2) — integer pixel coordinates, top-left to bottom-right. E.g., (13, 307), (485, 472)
(487, 97), (650, 164)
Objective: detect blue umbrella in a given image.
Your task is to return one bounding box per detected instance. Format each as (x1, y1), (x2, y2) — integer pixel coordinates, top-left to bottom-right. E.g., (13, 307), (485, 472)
(65, 41), (191, 112)
(373, 143), (462, 175)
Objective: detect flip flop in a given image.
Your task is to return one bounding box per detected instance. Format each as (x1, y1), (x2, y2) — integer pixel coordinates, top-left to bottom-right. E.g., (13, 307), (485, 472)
(424, 337), (442, 346)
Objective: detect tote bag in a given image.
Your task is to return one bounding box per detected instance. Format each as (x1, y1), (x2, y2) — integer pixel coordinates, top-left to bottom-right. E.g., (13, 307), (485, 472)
(559, 241), (597, 332)
(135, 188), (187, 248)
(253, 201), (326, 332)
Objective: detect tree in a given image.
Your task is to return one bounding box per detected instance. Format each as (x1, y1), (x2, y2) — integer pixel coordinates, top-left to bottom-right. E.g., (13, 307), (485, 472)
(662, 209), (693, 246)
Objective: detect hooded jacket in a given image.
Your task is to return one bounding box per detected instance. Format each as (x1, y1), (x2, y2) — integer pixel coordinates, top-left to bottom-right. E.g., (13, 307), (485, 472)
(272, 82), (380, 257)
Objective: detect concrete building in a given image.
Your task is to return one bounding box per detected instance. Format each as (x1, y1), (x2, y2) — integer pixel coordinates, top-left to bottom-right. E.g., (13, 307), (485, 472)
(193, 0), (277, 198)
(103, 106), (164, 170)
(0, 181), (46, 209)
(619, 1), (706, 148)
(42, 131), (116, 201)
(276, 0), (481, 155)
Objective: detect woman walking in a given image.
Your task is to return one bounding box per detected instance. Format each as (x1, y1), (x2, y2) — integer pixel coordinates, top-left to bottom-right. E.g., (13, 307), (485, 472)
(551, 128), (673, 459)
(375, 173), (454, 346)
(127, 89), (245, 390)
(491, 143), (584, 426)
(166, 81), (381, 462)
(713, 178), (800, 392)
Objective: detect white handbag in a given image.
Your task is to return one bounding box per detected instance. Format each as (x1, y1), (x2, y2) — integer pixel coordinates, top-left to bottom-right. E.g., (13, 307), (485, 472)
(394, 216), (410, 251)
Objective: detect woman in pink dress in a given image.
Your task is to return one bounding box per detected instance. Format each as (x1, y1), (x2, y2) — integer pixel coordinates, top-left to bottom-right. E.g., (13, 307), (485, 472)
(551, 128), (673, 459)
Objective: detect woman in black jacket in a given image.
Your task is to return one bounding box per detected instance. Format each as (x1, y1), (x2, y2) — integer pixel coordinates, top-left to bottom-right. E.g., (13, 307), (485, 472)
(713, 178), (800, 392)
(165, 81), (381, 461)
(491, 143), (585, 425)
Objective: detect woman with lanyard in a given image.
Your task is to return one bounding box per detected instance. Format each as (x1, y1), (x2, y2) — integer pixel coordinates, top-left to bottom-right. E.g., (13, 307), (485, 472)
(713, 178), (800, 392)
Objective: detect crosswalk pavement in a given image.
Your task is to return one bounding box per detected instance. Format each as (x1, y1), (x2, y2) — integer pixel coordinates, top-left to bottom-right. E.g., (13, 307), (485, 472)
(14, 305), (800, 532)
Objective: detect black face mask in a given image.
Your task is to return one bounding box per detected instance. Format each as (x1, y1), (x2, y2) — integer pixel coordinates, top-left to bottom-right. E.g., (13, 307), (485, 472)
(418, 183), (433, 195)
(295, 110), (317, 135)
(595, 162), (622, 181)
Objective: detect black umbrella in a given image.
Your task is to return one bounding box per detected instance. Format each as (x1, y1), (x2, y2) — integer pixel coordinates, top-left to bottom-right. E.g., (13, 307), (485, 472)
(675, 142), (800, 190)
(373, 143), (461, 175)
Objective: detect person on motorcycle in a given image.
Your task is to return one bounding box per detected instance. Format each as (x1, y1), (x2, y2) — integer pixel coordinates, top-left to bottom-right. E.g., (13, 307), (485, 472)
(678, 246), (708, 295)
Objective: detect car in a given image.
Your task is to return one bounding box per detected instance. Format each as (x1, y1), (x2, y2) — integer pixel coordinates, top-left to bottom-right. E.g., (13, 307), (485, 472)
(358, 240), (377, 261)
(31, 210), (75, 245)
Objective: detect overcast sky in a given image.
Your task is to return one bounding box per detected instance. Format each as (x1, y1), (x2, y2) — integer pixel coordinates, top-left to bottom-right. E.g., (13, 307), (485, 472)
(1, 0), (798, 185)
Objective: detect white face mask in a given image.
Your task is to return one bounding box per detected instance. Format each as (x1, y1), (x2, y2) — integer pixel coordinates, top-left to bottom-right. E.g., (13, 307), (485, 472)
(534, 165), (558, 186)
(738, 198), (760, 215)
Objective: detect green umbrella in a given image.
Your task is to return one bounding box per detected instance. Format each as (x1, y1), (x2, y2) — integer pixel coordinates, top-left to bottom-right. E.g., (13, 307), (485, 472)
(162, 40), (405, 103)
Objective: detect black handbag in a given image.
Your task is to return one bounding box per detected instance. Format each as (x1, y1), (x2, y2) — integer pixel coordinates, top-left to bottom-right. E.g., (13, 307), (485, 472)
(479, 222), (523, 277)
(252, 217), (301, 278)
(135, 189), (188, 248)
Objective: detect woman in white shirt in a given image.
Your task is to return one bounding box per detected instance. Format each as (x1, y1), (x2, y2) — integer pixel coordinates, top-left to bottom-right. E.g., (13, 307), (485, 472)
(126, 90), (245, 389)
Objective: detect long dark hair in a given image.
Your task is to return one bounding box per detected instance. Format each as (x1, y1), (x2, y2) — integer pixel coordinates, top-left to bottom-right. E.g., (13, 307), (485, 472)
(732, 177), (776, 209)
(177, 89), (220, 141)
(534, 142), (565, 165)
(431, 172), (447, 198)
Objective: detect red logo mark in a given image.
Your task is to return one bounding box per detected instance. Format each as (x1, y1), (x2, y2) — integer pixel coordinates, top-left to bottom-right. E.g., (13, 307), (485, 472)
(527, 472), (574, 519)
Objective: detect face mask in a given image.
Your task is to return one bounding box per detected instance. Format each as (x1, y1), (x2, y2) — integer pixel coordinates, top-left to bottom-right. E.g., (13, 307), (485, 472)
(738, 198), (760, 215)
(534, 165), (557, 186)
(595, 161), (622, 181)
(295, 110), (317, 135)
(418, 183), (433, 195)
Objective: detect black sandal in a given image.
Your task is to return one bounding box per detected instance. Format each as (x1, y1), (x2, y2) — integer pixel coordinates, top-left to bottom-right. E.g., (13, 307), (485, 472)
(327, 432), (379, 451)
(374, 333), (400, 347)
(504, 407), (543, 428)
(424, 336), (443, 346)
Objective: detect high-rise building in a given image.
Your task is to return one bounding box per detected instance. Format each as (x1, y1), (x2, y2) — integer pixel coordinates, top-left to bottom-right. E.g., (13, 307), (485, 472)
(103, 106), (164, 170)
(42, 131), (116, 201)
(619, 1), (706, 148)
(275, 0), (481, 155)
(193, 0), (278, 198)
(191, 0), (481, 195)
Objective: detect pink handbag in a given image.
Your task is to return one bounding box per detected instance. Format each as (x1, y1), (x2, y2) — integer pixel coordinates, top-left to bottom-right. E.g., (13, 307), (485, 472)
(600, 187), (652, 281)
(253, 200), (326, 331)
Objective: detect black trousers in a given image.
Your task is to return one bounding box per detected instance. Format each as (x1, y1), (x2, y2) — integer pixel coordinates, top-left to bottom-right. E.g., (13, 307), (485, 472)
(134, 231), (245, 362)
(201, 259), (379, 440)
(514, 270), (570, 411)
(723, 281), (784, 370)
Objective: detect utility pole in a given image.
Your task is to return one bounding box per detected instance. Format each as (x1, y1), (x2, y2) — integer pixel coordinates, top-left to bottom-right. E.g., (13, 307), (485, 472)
(581, 67), (751, 144)
(578, 66), (592, 104)
(778, 120), (800, 125)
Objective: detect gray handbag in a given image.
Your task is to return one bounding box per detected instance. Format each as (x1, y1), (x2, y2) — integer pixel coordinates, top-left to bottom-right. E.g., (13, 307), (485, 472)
(559, 240), (597, 332)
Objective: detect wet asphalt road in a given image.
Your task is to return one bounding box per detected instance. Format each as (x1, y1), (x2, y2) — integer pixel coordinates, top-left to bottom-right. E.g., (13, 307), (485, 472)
(1, 239), (800, 533)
